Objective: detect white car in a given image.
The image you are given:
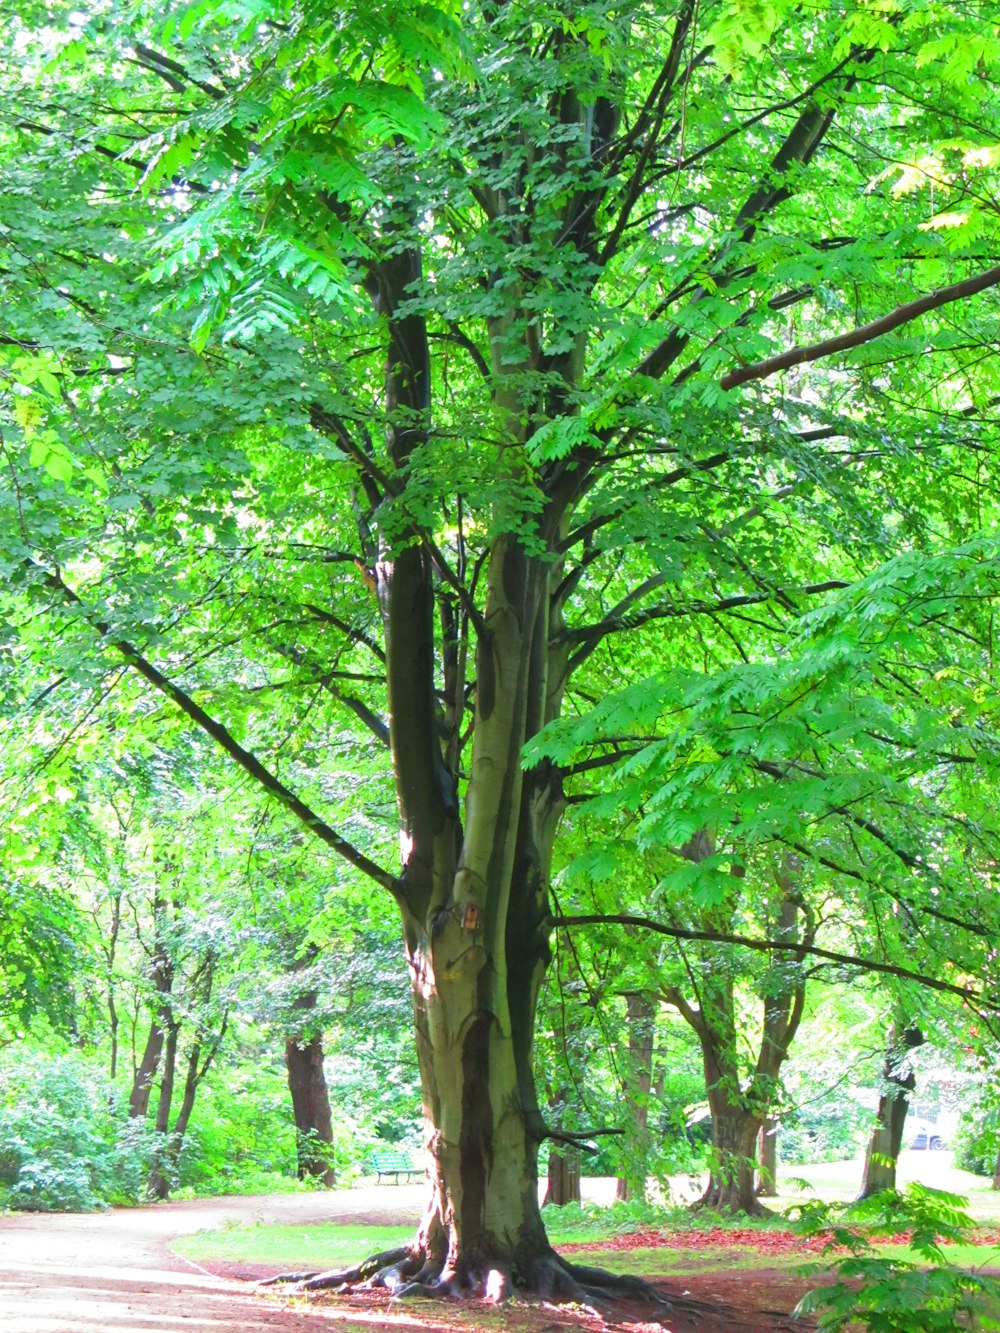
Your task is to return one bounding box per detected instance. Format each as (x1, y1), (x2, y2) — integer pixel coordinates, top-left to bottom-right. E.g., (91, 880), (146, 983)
(909, 1117), (946, 1151)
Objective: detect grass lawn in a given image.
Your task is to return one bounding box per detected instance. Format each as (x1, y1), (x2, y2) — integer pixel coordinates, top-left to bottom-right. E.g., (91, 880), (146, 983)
(172, 1154), (1000, 1275)
(771, 1151), (1000, 1223)
(173, 1222), (417, 1269)
(172, 1220), (805, 1275)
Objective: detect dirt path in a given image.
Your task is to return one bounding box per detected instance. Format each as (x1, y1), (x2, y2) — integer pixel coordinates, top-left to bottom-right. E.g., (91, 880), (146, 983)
(0, 1184), (810, 1333)
(0, 1185), (425, 1333)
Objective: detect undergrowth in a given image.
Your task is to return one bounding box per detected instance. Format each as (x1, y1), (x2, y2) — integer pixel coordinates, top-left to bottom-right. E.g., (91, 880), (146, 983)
(793, 1184), (1000, 1332)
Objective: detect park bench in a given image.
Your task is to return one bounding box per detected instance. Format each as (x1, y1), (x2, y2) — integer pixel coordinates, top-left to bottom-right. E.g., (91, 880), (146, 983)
(371, 1149), (423, 1184)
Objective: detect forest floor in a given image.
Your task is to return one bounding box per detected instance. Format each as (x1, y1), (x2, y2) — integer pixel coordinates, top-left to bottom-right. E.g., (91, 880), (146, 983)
(1, 1167), (996, 1333)
(0, 1181), (819, 1333)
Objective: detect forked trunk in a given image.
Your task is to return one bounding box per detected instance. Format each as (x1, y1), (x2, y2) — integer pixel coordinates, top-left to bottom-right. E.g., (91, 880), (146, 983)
(404, 906), (552, 1293)
(700, 1094), (765, 1215)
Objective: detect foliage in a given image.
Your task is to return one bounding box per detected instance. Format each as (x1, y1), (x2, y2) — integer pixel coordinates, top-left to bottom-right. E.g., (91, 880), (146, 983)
(954, 1095), (1000, 1180)
(794, 1186), (1000, 1332)
(0, 1047), (151, 1210)
(780, 1098), (871, 1167)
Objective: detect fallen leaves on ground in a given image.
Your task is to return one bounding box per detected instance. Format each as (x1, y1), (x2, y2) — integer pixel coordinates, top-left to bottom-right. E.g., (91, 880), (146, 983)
(560, 1225), (1000, 1255)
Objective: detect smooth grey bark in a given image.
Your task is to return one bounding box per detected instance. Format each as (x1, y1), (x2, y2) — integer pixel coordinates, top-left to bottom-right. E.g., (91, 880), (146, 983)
(366, 238), (571, 1286)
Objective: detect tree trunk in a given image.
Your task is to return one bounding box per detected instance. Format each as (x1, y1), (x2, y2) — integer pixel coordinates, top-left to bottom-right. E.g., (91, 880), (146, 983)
(992, 1147), (1000, 1191)
(544, 1148), (581, 1207)
(147, 1019), (179, 1200)
(105, 890), (122, 1082)
(403, 901), (553, 1291)
(362, 240), (585, 1289)
(700, 1090), (764, 1214)
(285, 1032), (336, 1186)
(129, 1019), (164, 1118)
(665, 849), (809, 1217)
(128, 923), (173, 1119)
(616, 992), (655, 1203)
(756, 1119), (778, 1196)
(858, 1024), (923, 1200)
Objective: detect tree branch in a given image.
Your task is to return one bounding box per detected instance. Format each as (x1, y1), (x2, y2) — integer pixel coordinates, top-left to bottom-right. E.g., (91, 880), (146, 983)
(273, 643), (389, 746)
(563, 579), (849, 671)
(555, 914), (992, 1008)
(37, 565), (400, 897)
(721, 263), (1000, 390)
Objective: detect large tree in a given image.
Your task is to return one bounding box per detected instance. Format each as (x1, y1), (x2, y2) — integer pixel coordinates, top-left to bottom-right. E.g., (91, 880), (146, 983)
(3, 0), (1000, 1299)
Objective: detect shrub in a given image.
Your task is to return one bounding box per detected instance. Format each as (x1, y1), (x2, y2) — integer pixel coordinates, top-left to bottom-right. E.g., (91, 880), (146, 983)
(953, 1101), (1000, 1178)
(0, 1049), (150, 1211)
(793, 1184), (1000, 1332)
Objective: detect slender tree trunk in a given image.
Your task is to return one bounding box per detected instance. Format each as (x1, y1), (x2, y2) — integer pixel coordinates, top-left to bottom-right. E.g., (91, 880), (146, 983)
(128, 923), (173, 1119)
(108, 992), (119, 1083)
(756, 1119), (778, 1196)
(129, 1019), (164, 1118)
(147, 1019), (179, 1200)
(992, 1148), (1000, 1191)
(616, 992), (655, 1202)
(858, 1024), (923, 1200)
(544, 1148), (581, 1207)
(285, 1030), (336, 1186)
(105, 891), (122, 1081)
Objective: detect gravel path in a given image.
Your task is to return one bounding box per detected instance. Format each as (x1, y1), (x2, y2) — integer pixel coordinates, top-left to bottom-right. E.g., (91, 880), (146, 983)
(0, 1186), (426, 1333)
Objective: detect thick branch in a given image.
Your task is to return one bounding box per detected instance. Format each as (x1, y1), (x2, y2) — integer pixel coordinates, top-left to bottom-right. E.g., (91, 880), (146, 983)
(274, 643), (389, 746)
(555, 914), (991, 1008)
(563, 579), (848, 670)
(721, 263), (1000, 390)
(40, 567), (399, 896)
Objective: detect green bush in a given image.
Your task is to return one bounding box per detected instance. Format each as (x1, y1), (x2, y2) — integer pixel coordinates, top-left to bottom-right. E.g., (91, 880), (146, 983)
(175, 1065), (299, 1193)
(953, 1101), (1000, 1178)
(177, 1061), (376, 1194)
(0, 1050), (150, 1210)
(780, 1097), (870, 1164)
(793, 1184), (1000, 1332)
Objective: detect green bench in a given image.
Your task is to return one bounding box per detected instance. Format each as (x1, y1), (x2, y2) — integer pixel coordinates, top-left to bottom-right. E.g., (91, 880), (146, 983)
(371, 1149), (423, 1183)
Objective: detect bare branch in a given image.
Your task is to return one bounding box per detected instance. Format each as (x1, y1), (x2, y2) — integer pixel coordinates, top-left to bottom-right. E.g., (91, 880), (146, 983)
(37, 565), (400, 898)
(721, 263), (1000, 390)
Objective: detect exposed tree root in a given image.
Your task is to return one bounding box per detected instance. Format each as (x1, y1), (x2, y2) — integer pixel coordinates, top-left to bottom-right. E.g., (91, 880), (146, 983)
(259, 1243), (672, 1310)
(258, 1245), (413, 1290)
